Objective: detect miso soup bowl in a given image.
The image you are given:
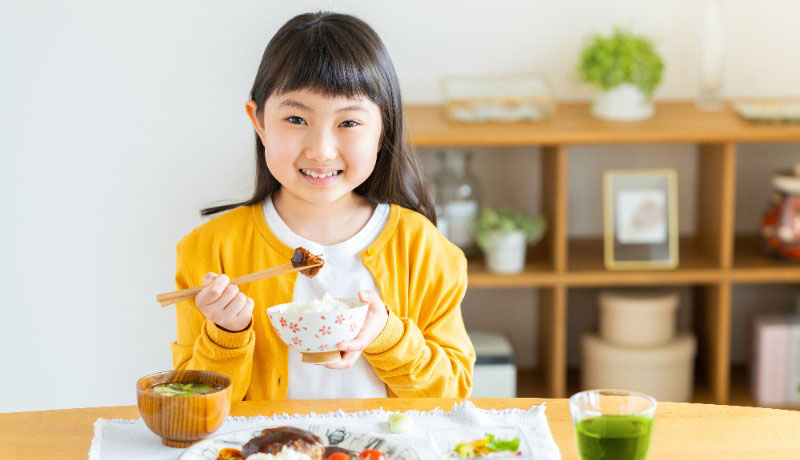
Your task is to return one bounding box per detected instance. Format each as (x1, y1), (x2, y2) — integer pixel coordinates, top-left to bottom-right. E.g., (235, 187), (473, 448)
(267, 297), (368, 364)
(136, 370), (232, 448)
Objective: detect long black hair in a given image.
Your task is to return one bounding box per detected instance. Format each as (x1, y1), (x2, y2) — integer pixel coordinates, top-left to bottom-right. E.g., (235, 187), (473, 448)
(201, 11), (436, 224)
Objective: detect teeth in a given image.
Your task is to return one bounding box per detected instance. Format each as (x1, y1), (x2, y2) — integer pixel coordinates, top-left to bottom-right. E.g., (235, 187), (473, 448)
(302, 169), (339, 179)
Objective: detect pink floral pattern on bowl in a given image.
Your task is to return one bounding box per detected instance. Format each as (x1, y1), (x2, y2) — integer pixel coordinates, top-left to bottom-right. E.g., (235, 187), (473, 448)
(266, 297), (368, 354)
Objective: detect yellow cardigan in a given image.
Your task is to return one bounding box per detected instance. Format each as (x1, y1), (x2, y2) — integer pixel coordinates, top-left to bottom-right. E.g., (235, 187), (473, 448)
(170, 202), (475, 400)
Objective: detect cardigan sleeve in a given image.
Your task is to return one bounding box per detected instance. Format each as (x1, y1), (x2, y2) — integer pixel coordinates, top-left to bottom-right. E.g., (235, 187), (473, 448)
(169, 245), (255, 401)
(362, 250), (475, 398)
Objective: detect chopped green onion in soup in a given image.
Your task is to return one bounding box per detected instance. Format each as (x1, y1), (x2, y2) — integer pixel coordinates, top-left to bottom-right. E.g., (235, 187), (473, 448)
(149, 382), (223, 396)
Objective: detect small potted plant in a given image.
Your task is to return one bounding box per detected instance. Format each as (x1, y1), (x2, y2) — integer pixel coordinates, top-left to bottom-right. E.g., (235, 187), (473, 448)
(578, 27), (664, 121)
(474, 208), (547, 274)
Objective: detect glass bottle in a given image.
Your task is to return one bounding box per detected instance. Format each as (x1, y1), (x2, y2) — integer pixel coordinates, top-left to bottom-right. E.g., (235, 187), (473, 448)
(435, 150), (480, 257)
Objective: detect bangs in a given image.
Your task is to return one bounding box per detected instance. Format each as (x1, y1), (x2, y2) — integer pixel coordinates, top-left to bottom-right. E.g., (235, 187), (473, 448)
(268, 21), (385, 102)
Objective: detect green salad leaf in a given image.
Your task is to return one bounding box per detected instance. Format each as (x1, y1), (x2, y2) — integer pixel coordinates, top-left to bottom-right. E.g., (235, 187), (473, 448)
(486, 433), (519, 452)
(452, 433), (520, 457)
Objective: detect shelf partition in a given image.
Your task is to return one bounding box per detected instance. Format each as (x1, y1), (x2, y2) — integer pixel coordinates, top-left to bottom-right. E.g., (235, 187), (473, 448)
(697, 143), (736, 269)
(541, 145), (569, 273)
(693, 283), (732, 404)
(538, 286), (567, 398)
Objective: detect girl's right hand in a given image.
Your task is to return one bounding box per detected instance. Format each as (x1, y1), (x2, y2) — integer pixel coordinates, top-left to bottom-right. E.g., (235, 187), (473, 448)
(195, 272), (255, 333)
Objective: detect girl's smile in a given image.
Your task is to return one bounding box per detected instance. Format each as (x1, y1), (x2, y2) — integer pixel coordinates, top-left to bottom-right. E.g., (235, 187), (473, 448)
(299, 168), (344, 185)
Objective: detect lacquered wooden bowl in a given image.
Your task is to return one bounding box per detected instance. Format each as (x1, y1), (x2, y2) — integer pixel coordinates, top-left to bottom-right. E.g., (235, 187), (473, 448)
(136, 370), (232, 448)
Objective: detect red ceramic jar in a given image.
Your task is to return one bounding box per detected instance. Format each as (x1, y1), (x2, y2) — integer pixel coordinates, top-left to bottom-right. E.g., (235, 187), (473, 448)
(761, 168), (800, 262)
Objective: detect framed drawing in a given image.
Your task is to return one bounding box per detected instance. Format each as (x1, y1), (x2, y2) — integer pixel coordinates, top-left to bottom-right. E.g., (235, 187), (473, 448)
(603, 169), (679, 270)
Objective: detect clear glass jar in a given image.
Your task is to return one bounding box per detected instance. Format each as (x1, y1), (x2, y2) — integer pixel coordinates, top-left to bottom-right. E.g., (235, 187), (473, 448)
(761, 167), (800, 262)
(434, 150), (480, 257)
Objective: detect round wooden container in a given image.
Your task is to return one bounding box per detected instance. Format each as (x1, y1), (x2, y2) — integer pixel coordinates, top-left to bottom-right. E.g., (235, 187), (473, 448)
(136, 370), (232, 448)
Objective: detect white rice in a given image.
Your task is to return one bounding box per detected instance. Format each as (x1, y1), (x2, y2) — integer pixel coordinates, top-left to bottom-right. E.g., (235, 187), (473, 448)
(245, 446), (312, 460)
(288, 292), (350, 313)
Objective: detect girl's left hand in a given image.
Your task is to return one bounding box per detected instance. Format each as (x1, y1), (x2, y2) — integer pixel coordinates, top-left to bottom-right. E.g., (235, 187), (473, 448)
(325, 290), (389, 369)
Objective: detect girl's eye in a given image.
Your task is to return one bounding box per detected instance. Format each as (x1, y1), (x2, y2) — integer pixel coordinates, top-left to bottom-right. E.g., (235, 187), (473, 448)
(339, 120), (359, 128)
(286, 116), (306, 125)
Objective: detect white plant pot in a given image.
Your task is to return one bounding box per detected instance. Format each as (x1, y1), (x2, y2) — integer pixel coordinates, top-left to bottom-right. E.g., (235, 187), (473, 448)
(483, 230), (527, 274)
(592, 83), (654, 121)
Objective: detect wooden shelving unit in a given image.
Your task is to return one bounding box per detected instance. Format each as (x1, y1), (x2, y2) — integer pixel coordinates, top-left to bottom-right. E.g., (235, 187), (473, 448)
(406, 101), (800, 405)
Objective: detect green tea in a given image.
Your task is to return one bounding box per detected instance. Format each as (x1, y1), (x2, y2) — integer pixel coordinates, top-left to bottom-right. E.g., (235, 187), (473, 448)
(575, 415), (653, 460)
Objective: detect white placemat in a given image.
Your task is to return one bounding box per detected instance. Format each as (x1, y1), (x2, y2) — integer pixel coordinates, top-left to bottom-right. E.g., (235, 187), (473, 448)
(88, 400), (561, 459)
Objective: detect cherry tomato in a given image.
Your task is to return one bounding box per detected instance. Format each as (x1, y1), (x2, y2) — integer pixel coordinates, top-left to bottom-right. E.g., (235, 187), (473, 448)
(216, 448), (244, 460)
(357, 450), (386, 460)
(327, 453), (351, 460)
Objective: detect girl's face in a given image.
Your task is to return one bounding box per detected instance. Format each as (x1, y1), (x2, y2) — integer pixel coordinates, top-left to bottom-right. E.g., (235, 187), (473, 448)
(247, 89), (383, 207)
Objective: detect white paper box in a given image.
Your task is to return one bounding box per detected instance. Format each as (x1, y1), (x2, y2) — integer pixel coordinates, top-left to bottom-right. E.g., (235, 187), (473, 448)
(470, 330), (516, 398)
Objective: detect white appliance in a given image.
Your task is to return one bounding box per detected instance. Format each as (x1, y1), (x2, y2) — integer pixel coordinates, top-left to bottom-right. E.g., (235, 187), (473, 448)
(469, 330), (516, 398)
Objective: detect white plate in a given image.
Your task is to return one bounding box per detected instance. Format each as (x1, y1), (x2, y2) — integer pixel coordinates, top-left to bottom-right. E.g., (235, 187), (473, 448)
(180, 424), (419, 460)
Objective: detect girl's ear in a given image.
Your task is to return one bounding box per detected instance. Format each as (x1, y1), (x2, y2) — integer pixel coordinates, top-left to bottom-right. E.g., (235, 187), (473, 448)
(245, 100), (266, 144)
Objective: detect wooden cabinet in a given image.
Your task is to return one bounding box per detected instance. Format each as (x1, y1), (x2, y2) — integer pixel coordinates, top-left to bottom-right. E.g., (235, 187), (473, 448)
(406, 102), (800, 406)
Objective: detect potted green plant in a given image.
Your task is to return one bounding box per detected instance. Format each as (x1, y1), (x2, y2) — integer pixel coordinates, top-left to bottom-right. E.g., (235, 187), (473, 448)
(578, 27), (665, 121)
(473, 208), (547, 274)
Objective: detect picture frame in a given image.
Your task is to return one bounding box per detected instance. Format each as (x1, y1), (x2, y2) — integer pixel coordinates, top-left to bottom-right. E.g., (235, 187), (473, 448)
(603, 168), (679, 270)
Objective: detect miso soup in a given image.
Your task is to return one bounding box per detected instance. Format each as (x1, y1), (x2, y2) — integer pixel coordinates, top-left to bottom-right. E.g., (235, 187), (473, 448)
(147, 382), (223, 397)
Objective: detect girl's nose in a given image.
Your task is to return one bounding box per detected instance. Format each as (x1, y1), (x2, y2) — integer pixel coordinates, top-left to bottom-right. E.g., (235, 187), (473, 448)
(303, 128), (338, 162)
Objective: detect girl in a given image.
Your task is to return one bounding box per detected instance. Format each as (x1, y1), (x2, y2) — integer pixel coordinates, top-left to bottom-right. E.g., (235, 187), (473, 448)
(171, 11), (474, 401)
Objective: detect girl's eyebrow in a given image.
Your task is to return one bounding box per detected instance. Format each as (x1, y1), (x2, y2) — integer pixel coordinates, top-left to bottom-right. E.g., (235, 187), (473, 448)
(337, 104), (367, 113)
(278, 98), (366, 113)
(279, 99), (311, 111)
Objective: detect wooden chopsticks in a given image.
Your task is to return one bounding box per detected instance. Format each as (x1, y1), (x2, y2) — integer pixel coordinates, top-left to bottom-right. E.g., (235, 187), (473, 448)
(155, 262), (322, 307)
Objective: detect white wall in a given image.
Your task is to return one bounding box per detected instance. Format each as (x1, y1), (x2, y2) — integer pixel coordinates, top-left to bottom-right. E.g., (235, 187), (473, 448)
(2, 0), (799, 412)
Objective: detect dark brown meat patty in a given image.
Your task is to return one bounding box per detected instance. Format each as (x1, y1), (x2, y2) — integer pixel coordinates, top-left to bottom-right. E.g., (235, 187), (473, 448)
(240, 426), (324, 459)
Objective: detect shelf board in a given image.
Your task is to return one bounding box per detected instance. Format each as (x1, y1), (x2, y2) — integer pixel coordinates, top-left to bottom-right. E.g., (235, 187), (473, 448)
(731, 235), (800, 283)
(567, 237), (721, 286)
(467, 236), (800, 288)
(467, 244), (557, 287)
(467, 238), (725, 288)
(406, 101), (800, 146)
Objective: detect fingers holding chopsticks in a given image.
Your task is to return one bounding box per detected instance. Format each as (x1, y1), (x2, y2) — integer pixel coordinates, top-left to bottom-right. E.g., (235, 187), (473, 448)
(158, 250), (322, 307)
(194, 272), (254, 333)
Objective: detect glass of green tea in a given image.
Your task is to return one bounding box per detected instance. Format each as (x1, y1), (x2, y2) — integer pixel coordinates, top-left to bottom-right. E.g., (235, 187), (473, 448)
(569, 389), (656, 460)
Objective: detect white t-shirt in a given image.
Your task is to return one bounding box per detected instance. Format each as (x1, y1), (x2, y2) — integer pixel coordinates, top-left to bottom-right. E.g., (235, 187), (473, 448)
(263, 196), (390, 399)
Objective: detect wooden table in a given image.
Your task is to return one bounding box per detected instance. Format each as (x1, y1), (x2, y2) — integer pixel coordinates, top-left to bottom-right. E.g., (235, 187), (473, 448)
(2, 398), (798, 459)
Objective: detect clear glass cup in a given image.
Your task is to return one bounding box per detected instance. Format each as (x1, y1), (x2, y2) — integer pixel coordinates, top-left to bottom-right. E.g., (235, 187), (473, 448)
(569, 389), (657, 460)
